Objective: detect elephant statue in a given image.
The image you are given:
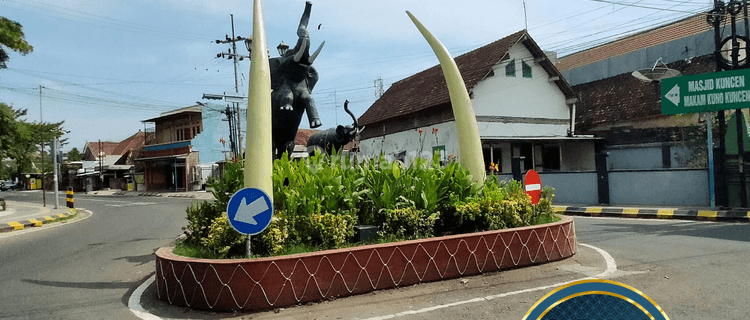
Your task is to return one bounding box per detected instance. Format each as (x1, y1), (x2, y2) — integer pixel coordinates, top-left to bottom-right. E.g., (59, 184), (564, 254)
(270, 1), (325, 159)
(307, 100), (364, 155)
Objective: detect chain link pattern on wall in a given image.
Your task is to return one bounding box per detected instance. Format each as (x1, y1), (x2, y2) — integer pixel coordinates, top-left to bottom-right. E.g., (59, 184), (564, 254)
(156, 220), (576, 312)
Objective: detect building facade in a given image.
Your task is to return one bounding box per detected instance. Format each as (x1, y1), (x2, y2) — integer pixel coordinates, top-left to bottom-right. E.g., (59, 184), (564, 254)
(554, 13), (750, 206)
(357, 31), (599, 204)
(78, 131), (146, 191)
(135, 106), (202, 192)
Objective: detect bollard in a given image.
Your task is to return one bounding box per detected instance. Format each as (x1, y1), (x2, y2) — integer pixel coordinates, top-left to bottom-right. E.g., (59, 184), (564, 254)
(66, 187), (74, 208)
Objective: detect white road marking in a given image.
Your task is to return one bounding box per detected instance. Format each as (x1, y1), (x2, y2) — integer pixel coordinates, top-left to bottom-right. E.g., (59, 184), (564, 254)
(105, 202), (156, 207)
(364, 243), (618, 320)
(128, 275), (165, 320)
(128, 243), (619, 320)
(0, 208), (17, 218)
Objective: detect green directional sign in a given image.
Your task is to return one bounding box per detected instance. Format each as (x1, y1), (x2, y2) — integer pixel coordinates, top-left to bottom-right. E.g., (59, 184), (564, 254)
(661, 68), (750, 115)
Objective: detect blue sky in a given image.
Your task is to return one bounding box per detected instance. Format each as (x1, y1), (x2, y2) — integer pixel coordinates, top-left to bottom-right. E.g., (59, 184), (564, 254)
(0, 0), (712, 152)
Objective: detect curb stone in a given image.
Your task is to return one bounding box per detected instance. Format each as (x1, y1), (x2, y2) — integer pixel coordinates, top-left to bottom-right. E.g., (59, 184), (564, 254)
(555, 205), (750, 222)
(0, 208), (79, 233)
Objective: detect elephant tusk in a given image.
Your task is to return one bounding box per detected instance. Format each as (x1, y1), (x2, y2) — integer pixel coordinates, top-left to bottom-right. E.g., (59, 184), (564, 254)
(407, 10), (485, 185)
(293, 39), (307, 63)
(308, 41), (325, 64)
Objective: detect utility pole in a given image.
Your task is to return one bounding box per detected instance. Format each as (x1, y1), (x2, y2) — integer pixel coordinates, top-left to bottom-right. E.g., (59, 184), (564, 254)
(374, 77), (384, 98)
(52, 137), (59, 209)
(99, 140), (103, 189)
(332, 90), (338, 124)
(222, 105), (237, 158)
(710, 0), (728, 207)
(40, 85), (46, 207)
(215, 15), (250, 158)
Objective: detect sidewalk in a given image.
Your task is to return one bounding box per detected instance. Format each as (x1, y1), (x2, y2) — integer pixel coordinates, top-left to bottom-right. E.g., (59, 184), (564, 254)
(0, 200), (78, 233)
(84, 189), (215, 200)
(554, 204), (750, 222)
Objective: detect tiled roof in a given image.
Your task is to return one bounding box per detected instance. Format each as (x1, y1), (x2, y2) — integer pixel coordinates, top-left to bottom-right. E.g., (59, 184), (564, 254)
(294, 129), (318, 146)
(557, 14), (712, 71)
(358, 30), (528, 126)
(86, 141), (119, 158)
(84, 131), (146, 163)
(574, 54), (715, 130)
(112, 131), (146, 156)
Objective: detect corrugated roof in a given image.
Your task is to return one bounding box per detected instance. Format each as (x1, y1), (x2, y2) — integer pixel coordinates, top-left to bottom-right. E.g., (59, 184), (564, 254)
(358, 30), (575, 126)
(557, 14), (713, 72)
(142, 105), (202, 123)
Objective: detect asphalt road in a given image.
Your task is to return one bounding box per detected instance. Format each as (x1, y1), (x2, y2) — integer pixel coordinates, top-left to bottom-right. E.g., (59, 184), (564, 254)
(141, 216), (749, 320)
(3, 192), (749, 319)
(0, 191), (196, 319)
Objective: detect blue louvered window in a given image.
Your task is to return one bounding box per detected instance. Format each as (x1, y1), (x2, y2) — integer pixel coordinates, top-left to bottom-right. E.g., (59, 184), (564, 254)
(522, 60), (532, 78)
(505, 59), (516, 77)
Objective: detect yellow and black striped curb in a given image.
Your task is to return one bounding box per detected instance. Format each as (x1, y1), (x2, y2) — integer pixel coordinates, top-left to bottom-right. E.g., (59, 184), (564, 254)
(554, 205), (750, 222)
(0, 209), (79, 233)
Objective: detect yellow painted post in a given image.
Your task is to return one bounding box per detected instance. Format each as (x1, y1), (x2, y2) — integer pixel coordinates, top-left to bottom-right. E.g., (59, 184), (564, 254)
(245, 0), (273, 198)
(406, 11), (485, 185)
(66, 186), (74, 208)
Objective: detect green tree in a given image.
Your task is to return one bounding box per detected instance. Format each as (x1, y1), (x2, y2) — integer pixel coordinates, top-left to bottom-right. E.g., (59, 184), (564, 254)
(0, 102), (24, 160)
(67, 147), (82, 162)
(0, 16), (33, 69)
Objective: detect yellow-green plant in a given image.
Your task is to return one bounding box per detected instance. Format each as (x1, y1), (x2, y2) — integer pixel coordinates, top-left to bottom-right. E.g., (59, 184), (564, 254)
(257, 216), (289, 256)
(201, 213), (246, 258)
(380, 207), (439, 240)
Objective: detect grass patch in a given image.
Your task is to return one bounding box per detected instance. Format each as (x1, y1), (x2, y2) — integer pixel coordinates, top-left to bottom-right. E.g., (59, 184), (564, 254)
(535, 214), (561, 225)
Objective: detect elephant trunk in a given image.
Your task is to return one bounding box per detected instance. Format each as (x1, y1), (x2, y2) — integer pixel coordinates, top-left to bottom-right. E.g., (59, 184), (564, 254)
(293, 39), (307, 63)
(343, 100), (358, 128)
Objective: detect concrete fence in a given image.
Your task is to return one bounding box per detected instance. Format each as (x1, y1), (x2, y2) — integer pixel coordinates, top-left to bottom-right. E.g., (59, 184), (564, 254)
(496, 168), (710, 207)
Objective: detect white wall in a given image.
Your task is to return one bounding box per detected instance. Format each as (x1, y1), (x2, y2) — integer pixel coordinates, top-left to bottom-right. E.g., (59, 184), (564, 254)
(360, 43), (575, 166)
(360, 122), (459, 166)
(472, 44), (570, 122)
(477, 122), (568, 137)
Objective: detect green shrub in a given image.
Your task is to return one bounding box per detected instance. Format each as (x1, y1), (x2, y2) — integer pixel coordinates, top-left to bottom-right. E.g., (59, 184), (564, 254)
(177, 151), (557, 259)
(380, 207), (438, 240)
(201, 213), (246, 259)
(257, 216), (289, 256)
(439, 177), (556, 234)
(184, 200), (224, 246)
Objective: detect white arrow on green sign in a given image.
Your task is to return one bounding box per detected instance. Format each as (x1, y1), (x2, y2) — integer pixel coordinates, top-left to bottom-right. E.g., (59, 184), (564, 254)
(661, 68), (750, 115)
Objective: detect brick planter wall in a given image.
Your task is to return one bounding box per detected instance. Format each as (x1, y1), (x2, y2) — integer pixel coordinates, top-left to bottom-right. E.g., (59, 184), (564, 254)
(155, 216), (576, 312)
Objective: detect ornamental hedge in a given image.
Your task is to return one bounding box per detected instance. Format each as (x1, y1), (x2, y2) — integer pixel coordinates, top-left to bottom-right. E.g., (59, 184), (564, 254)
(179, 152), (555, 259)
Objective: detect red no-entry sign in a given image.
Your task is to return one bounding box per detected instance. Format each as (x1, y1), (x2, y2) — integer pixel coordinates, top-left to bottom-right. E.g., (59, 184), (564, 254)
(524, 169), (542, 205)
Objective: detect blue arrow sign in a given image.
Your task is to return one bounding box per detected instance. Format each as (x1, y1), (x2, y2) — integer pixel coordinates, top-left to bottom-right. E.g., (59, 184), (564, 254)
(227, 188), (273, 235)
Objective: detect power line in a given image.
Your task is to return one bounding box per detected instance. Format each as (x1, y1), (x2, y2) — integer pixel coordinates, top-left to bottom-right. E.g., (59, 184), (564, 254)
(3, 0), (212, 42)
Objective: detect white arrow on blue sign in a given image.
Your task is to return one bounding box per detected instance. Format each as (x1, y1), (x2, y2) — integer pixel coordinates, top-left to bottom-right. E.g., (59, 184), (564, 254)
(226, 188), (273, 235)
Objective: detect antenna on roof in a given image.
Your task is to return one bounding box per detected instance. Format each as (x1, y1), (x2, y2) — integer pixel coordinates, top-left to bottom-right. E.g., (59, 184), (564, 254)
(631, 58), (681, 82)
(523, 1), (528, 30)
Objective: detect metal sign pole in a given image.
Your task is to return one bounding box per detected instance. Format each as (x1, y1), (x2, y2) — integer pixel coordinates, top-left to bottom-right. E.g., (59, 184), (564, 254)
(708, 113), (716, 209)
